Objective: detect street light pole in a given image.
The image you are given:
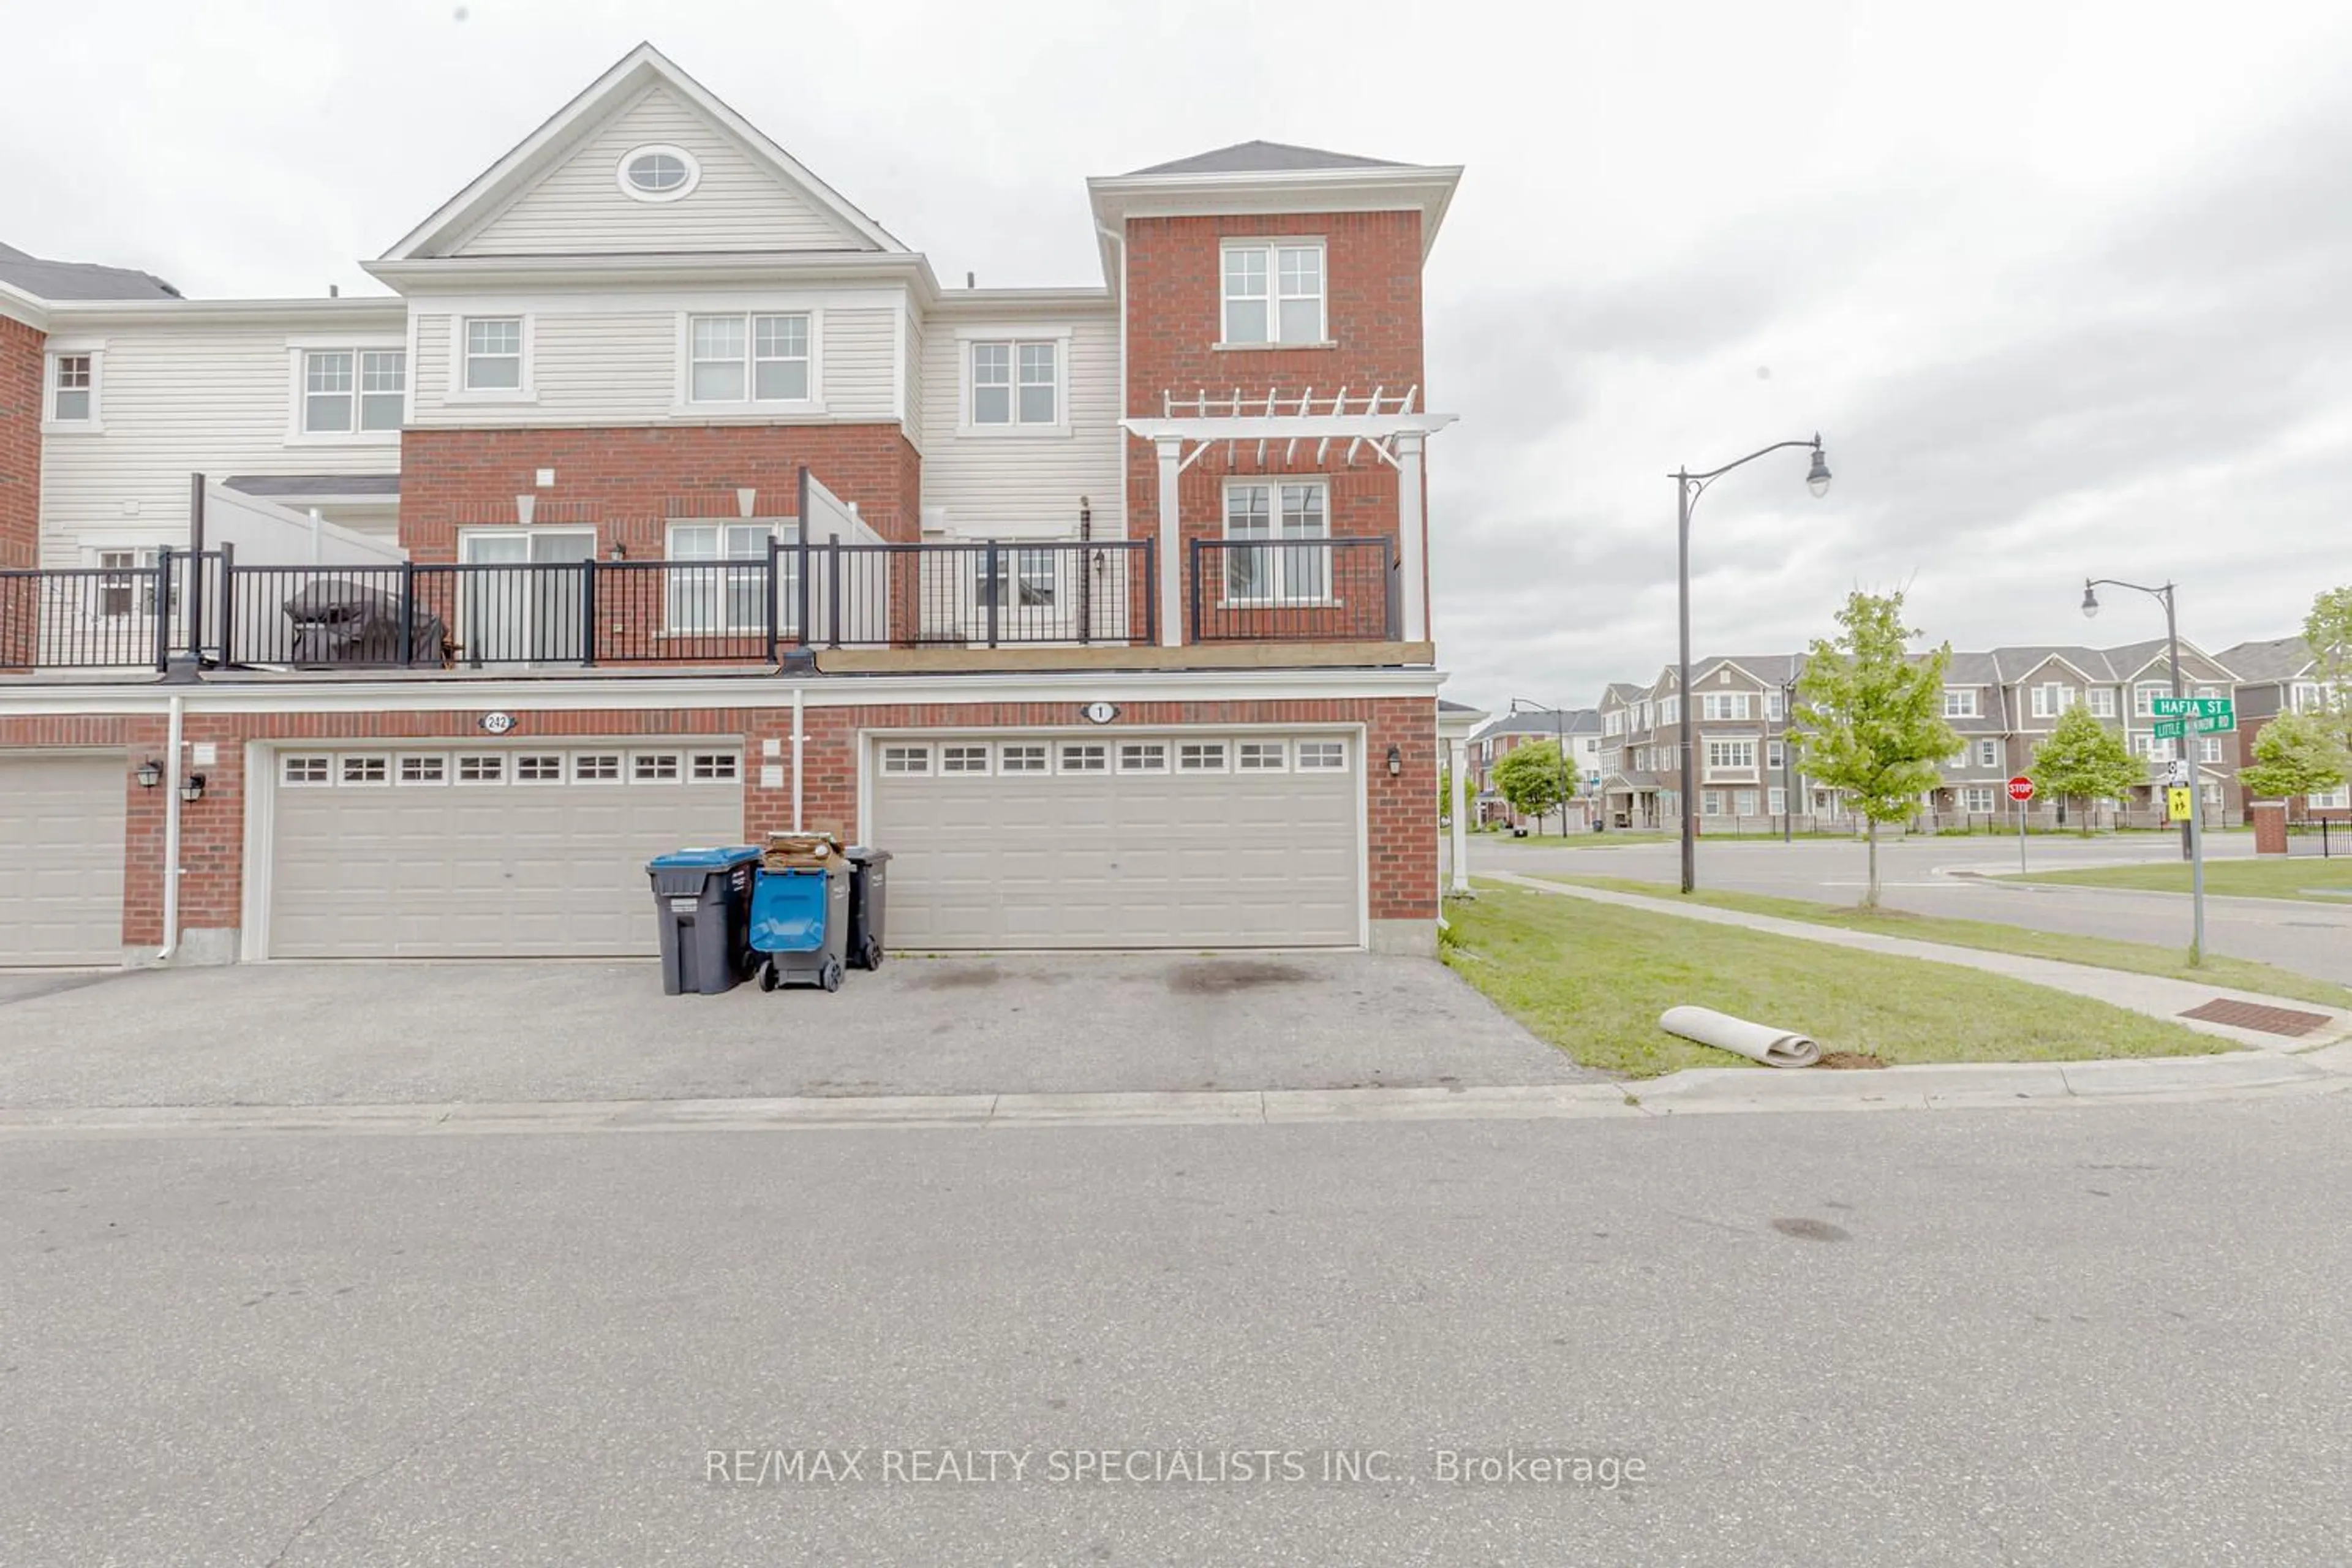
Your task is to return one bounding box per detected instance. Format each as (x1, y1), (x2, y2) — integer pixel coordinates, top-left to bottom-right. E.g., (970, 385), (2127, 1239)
(1674, 436), (1832, 894)
(2082, 576), (2205, 964)
(1780, 675), (1798, 845)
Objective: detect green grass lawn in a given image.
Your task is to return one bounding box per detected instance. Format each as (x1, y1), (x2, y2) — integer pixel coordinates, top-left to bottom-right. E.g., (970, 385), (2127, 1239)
(1538, 875), (2352, 1011)
(1442, 883), (2226, 1077)
(1999, 858), (2352, 904)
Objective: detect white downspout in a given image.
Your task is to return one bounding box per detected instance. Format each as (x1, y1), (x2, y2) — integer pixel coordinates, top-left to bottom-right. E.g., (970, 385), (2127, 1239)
(156, 693), (184, 963)
(791, 684), (805, 833)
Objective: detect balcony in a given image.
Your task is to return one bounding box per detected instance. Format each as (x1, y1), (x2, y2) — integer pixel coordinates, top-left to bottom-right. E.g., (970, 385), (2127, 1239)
(1, 535), (1417, 679)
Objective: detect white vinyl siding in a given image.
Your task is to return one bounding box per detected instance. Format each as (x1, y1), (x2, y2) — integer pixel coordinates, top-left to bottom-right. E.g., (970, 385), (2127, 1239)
(33, 317), (405, 567)
(452, 84), (880, 256)
(920, 309), (1122, 538)
(408, 303), (895, 426)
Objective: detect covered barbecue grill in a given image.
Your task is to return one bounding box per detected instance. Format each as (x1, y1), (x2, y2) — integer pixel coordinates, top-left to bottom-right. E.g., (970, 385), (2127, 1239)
(281, 581), (449, 667)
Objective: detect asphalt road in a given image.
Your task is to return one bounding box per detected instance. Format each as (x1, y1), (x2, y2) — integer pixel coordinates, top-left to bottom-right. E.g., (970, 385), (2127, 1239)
(1457, 832), (2352, 986)
(8, 1099), (2350, 1565)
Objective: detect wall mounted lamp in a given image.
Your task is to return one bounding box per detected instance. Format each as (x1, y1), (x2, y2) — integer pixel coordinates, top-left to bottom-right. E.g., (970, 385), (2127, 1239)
(135, 759), (163, 788)
(1385, 745), (1403, 777)
(179, 774), (206, 805)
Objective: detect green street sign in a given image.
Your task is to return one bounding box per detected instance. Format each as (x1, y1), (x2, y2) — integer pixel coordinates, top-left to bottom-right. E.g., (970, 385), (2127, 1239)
(2196, 714), (2237, 734)
(2154, 719), (2185, 739)
(2151, 696), (2232, 718)
(2156, 715), (2239, 739)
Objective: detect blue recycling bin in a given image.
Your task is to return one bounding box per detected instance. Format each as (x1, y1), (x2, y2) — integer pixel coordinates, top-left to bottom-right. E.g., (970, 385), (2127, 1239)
(749, 867), (850, 993)
(645, 846), (761, 995)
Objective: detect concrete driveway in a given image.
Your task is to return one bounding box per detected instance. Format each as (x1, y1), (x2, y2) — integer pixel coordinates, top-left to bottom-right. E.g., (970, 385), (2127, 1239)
(0, 952), (1591, 1110)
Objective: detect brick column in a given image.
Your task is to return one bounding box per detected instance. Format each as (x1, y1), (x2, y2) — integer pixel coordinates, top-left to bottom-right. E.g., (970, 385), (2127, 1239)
(2252, 800), (2288, 856)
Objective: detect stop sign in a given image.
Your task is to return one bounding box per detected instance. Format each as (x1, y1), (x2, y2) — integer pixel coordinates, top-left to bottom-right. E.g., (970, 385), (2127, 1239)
(2007, 775), (2035, 802)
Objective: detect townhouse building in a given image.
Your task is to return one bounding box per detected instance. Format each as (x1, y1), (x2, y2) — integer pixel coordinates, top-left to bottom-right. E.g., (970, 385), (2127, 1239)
(2222, 636), (2349, 817)
(0, 45), (1461, 967)
(1597, 657), (1812, 831)
(1464, 707), (1602, 829)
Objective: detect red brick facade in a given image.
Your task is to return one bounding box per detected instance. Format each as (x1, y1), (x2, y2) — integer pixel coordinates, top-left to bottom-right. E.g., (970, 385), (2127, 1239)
(0, 314), (44, 570)
(0, 693), (1436, 951)
(398, 424), (925, 560)
(1120, 211), (1429, 639)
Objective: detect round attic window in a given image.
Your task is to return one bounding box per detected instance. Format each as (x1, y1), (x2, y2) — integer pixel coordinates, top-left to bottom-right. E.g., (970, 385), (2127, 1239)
(617, 145), (699, 202)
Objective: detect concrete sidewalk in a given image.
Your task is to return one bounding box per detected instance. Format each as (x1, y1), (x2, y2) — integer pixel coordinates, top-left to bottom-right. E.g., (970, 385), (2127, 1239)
(1483, 871), (2352, 1053)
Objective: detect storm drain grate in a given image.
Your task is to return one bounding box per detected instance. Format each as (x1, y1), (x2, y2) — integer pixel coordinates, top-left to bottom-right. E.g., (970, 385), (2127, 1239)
(2177, 999), (2335, 1037)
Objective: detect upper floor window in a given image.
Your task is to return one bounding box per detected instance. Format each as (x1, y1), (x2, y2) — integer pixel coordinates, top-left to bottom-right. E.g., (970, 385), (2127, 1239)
(1223, 480), (1329, 603)
(2133, 683), (2170, 717)
(1765, 689), (1785, 721)
(2030, 683), (2076, 718)
(463, 318), (524, 391)
(617, 144), (700, 203)
(1702, 692), (1751, 721)
(1221, 239), (1325, 346)
(689, 313), (811, 404)
(303, 349), (405, 434)
(1660, 696), (1681, 726)
(2087, 688), (2116, 717)
(1943, 688), (1978, 718)
(970, 341), (1059, 427)
(50, 352), (96, 422)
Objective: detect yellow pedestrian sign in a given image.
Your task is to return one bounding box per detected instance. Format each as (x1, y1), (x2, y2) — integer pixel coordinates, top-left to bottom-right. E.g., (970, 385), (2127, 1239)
(2166, 785), (2195, 821)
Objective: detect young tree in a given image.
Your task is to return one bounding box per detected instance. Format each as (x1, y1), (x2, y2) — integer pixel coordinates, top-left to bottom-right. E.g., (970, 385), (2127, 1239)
(2307, 585), (2352, 748)
(1790, 590), (1961, 908)
(1492, 739), (1574, 834)
(2027, 706), (2143, 835)
(2240, 711), (2350, 806)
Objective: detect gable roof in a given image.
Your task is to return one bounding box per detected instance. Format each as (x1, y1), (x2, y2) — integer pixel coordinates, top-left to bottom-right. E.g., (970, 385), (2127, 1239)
(0, 241), (179, 301)
(2220, 636), (2317, 685)
(381, 43), (903, 261)
(1127, 141), (1405, 177)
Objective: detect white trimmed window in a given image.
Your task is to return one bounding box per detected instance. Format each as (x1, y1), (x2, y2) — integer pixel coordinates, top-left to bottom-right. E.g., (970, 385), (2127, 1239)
(941, 744), (990, 774)
(666, 522), (772, 634)
(1297, 740), (1347, 771)
(341, 755), (390, 786)
(461, 754), (509, 783)
(91, 548), (168, 618)
(1943, 688), (1978, 718)
(1000, 743), (1048, 773)
(1768, 786), (1788, 815)
(881, 745), (932, 775)
(2030, 684), (2075, 718)
(688, 313), (812, 404)
(969, 341), (1060, 427)
(1702, 692), (1751, 721)
(633, 753), (682, 783)
(516, 754), (563, 782)
(1223, 480), (1330, 603)
(397, 755), (447, 785)
(1702, 790), (1724, 816)
(1118, 741), (1169, 773)
(462, 318), (524, 391)
(2309, 785), (2351, 810)
(2133, 684), (2170, 718)
(2087, 688), (2117, 717)
(691, 753), (738, 782)
(1977, 739), (2000, 768)
(1765, 690), (1785, 721)
(1179, 741), (1228, 772)
(571, 753), (619, 782)
(1766, 741), (1785, 771)
(1221, 239), (1326, 345)
(979, 546), (1057, 609)
(303, 349), (405, 434)
(617, 144), (700, 202)
(48, 352), (96, 423)
(1058, 742), (1107, 773)
(1705, 739), (1757, 772)
(1660, 698), (1681, 726)
(2198, 736), (2225, 763)
(1237, 740), (1287, 771)
(1964, 785), (1997, 813)
(282, 755), (330, 785)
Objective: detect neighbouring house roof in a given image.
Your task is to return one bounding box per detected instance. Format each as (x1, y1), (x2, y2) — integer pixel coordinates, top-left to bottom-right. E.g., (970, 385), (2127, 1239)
(2220, 636), (2317, 685)
(1943, 650), (2000, 685)
(0, 241), (180, 301)
(224, 474), (402, 499)
(1125, 141), (1406, 177)
(1604, 771), (1663, 792)
(1692, 653), (1807, 688)
(1470, 707), (1600, 743)
(1437, 698), (1481, 714)
(1600, 682), (1646, 706)
(1989, 646), (2117, 684)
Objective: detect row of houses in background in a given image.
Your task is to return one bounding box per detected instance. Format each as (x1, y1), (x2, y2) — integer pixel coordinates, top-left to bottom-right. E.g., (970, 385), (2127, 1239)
(1468, 635), (2346, 834)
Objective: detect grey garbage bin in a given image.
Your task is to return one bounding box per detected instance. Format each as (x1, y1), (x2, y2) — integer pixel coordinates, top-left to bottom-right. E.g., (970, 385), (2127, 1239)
(646, 846), (761, 995)
(843, 847), (892, 970)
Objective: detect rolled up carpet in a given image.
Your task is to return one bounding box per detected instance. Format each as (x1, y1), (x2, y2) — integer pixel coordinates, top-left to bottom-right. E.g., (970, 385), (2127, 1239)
(1659, 1006), (1822, 1069)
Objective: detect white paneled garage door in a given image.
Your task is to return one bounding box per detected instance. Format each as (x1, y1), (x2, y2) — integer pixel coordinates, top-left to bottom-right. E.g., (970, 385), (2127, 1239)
(266, 744), (744, 958)
(0, 753), (126, 966)
(869, 733), (1361, 949)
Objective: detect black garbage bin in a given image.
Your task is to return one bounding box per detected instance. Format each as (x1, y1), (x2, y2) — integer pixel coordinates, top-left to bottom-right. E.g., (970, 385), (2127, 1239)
(843, 846), (892, 970)
(646, 846), (761, 995)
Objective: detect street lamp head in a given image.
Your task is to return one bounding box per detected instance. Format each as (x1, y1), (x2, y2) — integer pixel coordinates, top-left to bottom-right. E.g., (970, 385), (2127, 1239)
(2080, 582), (2100, 620)
(1804, 440), (1831, 499)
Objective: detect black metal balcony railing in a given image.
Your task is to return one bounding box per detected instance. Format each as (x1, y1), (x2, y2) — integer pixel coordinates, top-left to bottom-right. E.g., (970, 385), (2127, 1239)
(1189, 535), (1400, 642)
(1, 534), (1409, 673)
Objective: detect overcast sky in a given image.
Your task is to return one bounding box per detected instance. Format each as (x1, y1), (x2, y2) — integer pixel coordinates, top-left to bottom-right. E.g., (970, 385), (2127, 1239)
(10, 0), (2348, 712)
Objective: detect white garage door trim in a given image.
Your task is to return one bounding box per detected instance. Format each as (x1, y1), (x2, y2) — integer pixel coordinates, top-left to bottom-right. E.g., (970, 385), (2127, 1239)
(0, 750), (127, 967)
(243, 737), (745, 960)
(860, 723), (1368, 950)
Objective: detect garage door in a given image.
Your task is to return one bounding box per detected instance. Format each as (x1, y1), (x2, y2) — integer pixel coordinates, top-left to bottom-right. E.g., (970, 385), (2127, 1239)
(0, 753), (126, 966)
(267, 744), (743, 958)
(870, 733), (1360, 949)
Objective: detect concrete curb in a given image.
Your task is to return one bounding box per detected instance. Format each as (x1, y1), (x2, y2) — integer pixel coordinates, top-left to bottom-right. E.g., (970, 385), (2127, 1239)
(1, 1052), (2344, 1139)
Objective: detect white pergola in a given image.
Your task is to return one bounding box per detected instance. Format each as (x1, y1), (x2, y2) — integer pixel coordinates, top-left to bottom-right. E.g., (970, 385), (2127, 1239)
(1121, 387), (1458, 647)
